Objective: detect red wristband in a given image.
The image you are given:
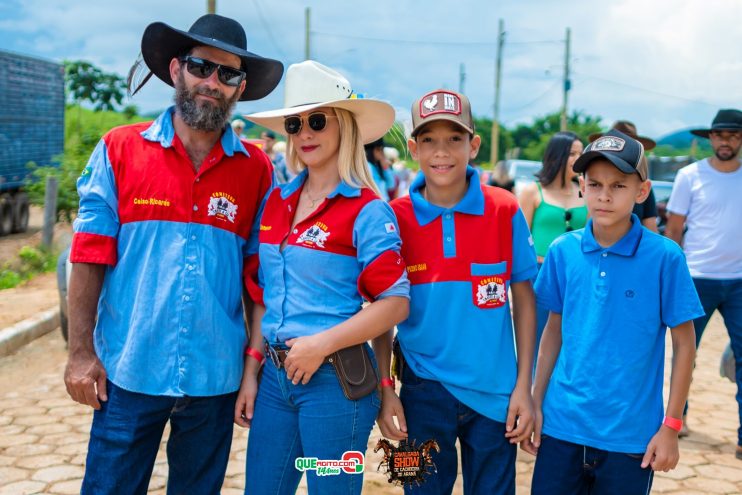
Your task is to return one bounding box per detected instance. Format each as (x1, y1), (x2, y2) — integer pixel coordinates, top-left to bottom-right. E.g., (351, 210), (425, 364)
(245, 347), (265, 364)
(662, 415), (682, 432)
(380, 377), (395, 388)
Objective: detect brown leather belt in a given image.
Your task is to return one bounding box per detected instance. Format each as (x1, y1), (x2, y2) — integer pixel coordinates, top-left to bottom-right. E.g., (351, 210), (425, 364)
(264, 342), (332, 369)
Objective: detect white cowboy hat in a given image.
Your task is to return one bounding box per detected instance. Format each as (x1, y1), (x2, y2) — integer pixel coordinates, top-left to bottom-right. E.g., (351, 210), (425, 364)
(245, 60), (394, 144)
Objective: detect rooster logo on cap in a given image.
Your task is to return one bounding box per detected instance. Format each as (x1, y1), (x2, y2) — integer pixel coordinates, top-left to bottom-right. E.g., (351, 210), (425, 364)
(423, 94), (438, 113)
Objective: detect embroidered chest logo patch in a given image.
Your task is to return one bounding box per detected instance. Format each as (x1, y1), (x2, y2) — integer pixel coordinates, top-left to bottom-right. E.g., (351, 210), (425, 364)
(208, 192), (238, 223)
(297, 221), (331, 248)
(474, 276), (507, 308)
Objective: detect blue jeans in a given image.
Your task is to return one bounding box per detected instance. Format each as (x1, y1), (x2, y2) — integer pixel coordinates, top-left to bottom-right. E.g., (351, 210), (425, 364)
(81, 380), (236, 495)
(532, 435), (653, 495)
(245, 355), (380, 494)
(687, 277), (742, 445)
(399, 363), (516, 495)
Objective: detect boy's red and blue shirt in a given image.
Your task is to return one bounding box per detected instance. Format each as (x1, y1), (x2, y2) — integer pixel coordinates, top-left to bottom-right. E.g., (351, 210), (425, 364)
(69, 107), (273, 397)
(252, 170), (409, 343)
(391, 166), (537, 422)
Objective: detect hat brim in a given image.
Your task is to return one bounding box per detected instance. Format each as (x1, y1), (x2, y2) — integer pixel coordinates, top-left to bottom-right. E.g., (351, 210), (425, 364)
(245, 99), (395, 144)
(689, 128), (711, 138)
(690, 125), (742, 138)
(141, 22), (283, 101)
(589, 131), (656, 151)
(573, 150), (638, 177)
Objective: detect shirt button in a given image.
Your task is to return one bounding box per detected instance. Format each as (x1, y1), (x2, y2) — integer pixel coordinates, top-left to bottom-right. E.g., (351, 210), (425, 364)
(600, 272), (606, 277)
(193, 205), (198, 211)
(183, 295), (190, 301)
(187, 265), (194, 271)
(191, 235), (197, 241)
(446, 236), (452, 242)
(181, 327), (188, 333)
(602, 253), (608, 258)
(293, 229), (298, 234)
(444, 213), (451, 219)
(195, 177), (200, 183)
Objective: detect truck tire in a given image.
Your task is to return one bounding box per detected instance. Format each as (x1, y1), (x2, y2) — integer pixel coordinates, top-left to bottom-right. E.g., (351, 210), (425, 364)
(0, 194), (13, 236)
(11, 192), (29, 233)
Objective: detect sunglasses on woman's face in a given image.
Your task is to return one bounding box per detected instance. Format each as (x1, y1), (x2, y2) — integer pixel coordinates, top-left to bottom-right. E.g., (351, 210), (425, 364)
(284, 112), (336, 135)
(179, 56), (246, 87)
(565, 210), (573, 232)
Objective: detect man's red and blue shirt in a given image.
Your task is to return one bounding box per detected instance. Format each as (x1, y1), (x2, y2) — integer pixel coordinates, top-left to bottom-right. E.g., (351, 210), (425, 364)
(70, 107), (273, 397)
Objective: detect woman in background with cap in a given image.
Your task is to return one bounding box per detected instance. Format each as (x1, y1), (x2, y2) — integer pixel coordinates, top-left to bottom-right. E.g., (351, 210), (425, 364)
(234, 60), (409, 495)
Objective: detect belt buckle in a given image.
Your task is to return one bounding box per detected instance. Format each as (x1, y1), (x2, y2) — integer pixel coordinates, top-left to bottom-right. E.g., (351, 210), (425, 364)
(264, 342), (282, 369)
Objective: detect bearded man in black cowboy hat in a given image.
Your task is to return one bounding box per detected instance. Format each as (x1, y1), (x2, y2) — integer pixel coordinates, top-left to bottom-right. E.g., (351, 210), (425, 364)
(665, 109), (742, 457)
(63, 14), (283, 493)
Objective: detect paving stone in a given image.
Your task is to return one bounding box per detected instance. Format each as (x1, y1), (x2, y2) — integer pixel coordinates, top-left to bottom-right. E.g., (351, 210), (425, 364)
(658, 463), (696, 480)
(69, 454), (86, 466)
(47, 479), (83, 495)
(42, 432), (88, 446)
(26, 422), (72, 435)
(683, 476), (739, 494)
(695, 462), (742, 483)
(48, 405), (90, 418)
(0, 455), (13, 467)
(0, 466), (30, 483)
(15, 454), (68, 469)
(0, 424), (25, 436)
(0, 416), (11, 426)
(148, 475), (166, 490)
(53, 441), (88, 456)
(14, 414), (59, 427)
(1, 406), (47, 417)
(32, 464), (85, 483)
(0, 433), (38, 448)
(3, 442), (54, 456)
(651, 475), (680, 493)
(0, 480), (47, 495)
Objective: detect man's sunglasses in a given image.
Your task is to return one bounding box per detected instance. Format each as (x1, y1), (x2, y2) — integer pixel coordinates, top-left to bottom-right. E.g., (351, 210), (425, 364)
(284, 112), (337, 135)
(179, 56), (246, 87)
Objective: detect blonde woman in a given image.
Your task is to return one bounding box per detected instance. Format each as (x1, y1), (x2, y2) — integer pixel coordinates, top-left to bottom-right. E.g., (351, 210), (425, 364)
(235, 61), (409, 495)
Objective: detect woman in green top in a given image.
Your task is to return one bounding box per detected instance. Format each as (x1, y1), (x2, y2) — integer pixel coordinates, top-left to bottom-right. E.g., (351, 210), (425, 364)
(518, 131), (587, 359)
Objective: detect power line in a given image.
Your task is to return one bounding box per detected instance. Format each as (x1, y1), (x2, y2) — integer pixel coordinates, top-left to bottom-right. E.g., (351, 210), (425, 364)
(573, 71), (718, 107)
(502, 80), (561, 113)
(311, 30), (561, 47)
(251, 0), (288, 59)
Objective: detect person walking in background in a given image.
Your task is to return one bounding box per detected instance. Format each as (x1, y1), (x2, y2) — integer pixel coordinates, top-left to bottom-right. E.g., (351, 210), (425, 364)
(665, 108), (742, 453)
(231, 118), (245, 138)
(518, 131), (587, 357)
(590, 120), (659, 232)
(63, 14), (282, 494)
(365, 137), (397, 201)
(488, 160), (516, 193)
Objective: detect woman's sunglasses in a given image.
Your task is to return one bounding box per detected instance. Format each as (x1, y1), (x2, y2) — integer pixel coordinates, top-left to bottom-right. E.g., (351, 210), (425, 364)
(284, 112), (337, 135)
(565, 210), (573, 232)
(179, 56), (246, 87)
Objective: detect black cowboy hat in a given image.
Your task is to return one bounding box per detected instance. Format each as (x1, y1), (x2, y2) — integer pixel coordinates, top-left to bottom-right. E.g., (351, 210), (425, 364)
(141, 14), (283, 101)
(690, 109), (742, 138)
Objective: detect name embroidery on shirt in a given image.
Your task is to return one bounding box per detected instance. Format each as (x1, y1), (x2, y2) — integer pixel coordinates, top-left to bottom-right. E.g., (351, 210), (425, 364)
(208, 192), (238, 223)
(133, 197), (171, 207)
(475, 276), (507, 308)
(297, 221), (330, 248)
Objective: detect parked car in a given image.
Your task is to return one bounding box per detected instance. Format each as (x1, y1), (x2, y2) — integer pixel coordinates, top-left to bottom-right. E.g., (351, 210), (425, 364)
(56, 247), (71, 342)
(507, 159), (542, 197)
(651, 180), (674, 235)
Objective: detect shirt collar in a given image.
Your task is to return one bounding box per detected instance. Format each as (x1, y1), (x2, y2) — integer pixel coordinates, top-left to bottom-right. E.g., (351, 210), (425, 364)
(581, 214), (643, 256)
(409, 165), (485, 226)
(279, 169), (362, 200)
(140, 106), (249, 157)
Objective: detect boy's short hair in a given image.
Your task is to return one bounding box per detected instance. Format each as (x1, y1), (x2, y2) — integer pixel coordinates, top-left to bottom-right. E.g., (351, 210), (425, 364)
(573, 129), (647, 180)
(410, 89), (474, 138)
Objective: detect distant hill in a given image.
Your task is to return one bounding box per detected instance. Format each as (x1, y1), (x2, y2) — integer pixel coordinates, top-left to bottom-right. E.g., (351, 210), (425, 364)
(656, 128), (712, 152)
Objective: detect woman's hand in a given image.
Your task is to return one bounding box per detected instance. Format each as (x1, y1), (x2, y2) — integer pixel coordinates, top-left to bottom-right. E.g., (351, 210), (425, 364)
(284, 334), (329, 385)
(234, 365), (260, 428)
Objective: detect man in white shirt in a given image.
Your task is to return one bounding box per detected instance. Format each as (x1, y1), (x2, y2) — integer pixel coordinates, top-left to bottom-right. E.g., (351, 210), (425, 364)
(666, 108), (742, 459)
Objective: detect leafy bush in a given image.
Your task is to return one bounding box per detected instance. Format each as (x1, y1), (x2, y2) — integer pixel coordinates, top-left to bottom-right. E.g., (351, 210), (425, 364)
(0, 245), (57, 290)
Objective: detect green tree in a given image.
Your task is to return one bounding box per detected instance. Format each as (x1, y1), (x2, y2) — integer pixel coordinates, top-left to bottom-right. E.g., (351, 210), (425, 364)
(64, 60), (126, 112)
(511, 111), (604, 161)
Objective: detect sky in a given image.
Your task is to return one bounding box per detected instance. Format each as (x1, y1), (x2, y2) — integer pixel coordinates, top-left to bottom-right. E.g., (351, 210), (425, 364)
(0, 0), (740, 140)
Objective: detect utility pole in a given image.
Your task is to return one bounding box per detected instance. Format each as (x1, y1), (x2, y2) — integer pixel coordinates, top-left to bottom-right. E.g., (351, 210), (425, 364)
(560, 27), (571, 132)
(459, 63), (466, 95)
(305, 7), (311, 60)
(207, 0), (216, 14)
(491, 19), (504, 166)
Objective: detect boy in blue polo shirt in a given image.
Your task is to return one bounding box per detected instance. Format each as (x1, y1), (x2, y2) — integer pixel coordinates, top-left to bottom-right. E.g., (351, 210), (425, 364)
(525, 129), (703, 494)
(376, 89), (538, 494)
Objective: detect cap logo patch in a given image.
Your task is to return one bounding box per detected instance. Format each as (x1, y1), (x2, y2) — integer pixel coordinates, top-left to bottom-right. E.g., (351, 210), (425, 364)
(591, 136), (625, 152)
(419, 91), (461, 118)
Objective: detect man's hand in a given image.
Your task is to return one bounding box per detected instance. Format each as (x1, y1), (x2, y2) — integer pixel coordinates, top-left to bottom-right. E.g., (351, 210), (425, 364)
(505, 382), (535, 444)
(377, 387), (408, 440)
(64, 350), (107, 410)
(642, 426), (680, 472)
(520, 404), (542, 455)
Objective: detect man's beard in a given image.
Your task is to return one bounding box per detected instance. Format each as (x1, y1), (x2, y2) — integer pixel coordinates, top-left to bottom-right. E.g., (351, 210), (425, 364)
(714, 144), (741, 162)
(174, 71), (240, 132)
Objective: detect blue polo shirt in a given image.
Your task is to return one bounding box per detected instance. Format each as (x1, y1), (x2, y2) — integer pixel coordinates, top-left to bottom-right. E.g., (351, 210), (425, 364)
(391, 166), (538, 422)
(535, 215), (704, 453)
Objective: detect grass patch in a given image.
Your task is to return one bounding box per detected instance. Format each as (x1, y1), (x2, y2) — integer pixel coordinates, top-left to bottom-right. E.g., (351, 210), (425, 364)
(0, 245), (58, 290)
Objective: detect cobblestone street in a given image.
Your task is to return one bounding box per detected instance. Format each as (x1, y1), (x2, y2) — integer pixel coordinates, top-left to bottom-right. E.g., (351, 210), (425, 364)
(0, 313), (740, 494)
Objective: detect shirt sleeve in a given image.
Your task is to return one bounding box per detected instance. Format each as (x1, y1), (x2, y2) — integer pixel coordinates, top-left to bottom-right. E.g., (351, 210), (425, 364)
(353, 199), (410, 301)
(534, 242), (565, 314)
(666, 168), (692, 216)
(511, 208), (538, 282)
(69, 139), (119, 266)
(661, 244), (705, 328)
